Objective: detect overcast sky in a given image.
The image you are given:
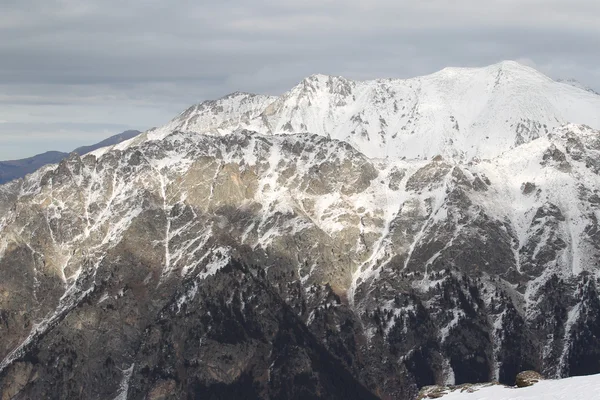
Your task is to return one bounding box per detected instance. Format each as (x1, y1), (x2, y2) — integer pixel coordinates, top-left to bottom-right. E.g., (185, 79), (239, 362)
(1, 0), (599, 159)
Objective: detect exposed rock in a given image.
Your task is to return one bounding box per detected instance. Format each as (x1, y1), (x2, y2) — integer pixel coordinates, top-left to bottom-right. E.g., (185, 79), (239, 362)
(417, 382), (499, 399)
(388, 167), (406, 191)
(521, 182), (536, 195)
(515, 370), (544, 387)
(417, 385), (449, 399)
(542, 145), (571, 171)
(0, 124), (599, 399)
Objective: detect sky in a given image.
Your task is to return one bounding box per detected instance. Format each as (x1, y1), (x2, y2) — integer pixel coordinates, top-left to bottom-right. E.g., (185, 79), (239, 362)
(1, 0), (599, 159)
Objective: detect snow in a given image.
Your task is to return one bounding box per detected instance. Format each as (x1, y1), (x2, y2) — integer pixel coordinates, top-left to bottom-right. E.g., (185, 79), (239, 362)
(197, 246), (231, 280)
(175, 280), (198, 313)
(0, 283), (95, 374)
(347, 160), (420, 306)
(106, 60), (600, 164)
(556, 78), (600, 95)
(442, 358), (456, 386)
(558, 303), (581, 374)
(113, 363), (134, 400)
(46, 65), (598, 314)
(439, 309), (465, 344)
(98, 292), (110, 304)
(175, 247), (232, 313)
(435, 373), (600, 400)
(461, 123), (600, 322)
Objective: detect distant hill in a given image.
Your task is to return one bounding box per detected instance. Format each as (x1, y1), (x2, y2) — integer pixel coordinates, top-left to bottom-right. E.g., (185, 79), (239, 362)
(0, 130), (141, 184)
(72, 129), (141, 155)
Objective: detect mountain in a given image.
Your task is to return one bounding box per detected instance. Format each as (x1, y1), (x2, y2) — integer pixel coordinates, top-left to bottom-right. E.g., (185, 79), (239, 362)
(72, 129), (142, 156)
(0, 130), (141, 184)
(0, 62), (599, 399)
(0, 151), (68, 185)
(107, 60), (600, 162)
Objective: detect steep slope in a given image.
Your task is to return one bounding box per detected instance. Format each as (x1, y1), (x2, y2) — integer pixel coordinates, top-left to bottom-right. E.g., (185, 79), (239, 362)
(111, 92), (277, 153)
(112, 61), (600, 161)
(0, 151), (67, 184)
(350, 124), (600, 386)
(0, 130), (141, 184)
(557, 78), (600, 96)
(0, 123), (599, 399)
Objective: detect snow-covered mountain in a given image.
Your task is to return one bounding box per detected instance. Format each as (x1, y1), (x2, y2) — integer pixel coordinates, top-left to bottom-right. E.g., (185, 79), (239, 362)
(108, 60), (600, 162)
(0, 62), (599, 399)
(557, 78), (600, 96)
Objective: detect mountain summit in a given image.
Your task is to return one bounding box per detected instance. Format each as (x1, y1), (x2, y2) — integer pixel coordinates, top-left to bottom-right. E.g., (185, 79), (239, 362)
(108, 61), (600, 162)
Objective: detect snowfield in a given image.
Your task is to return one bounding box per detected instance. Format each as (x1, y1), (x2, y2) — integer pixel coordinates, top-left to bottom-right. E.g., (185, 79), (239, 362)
(433, 374), (600, 400)
(101, 60), (600, 162)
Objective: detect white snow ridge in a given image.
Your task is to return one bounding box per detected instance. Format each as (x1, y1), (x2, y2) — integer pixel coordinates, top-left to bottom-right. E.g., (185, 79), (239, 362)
(104, 60), (600, 162)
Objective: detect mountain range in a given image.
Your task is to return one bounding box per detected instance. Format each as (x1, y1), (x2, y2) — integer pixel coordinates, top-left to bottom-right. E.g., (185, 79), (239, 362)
(114, 60), (600, 161)
(0, 61), (599, 400)
(0, 130), (141, 184)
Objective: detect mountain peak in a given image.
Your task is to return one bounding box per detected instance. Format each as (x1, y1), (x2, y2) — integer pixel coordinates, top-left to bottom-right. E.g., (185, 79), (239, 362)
(115, 61), (600, 162)
(221, 90), (261, 100)
(432, 60), (549, 81)
(490, 60), (552, 78)
(493, 59), (531, 69)
(303, 73), (332, 82)
(296, 73), (354, 95)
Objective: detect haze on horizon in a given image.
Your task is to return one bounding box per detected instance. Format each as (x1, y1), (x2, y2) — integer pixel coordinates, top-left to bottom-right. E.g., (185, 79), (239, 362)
(1, 0), (599, 159)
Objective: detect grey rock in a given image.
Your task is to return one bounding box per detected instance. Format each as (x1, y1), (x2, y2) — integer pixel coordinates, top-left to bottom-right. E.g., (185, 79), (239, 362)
(0, 126), (599, 399)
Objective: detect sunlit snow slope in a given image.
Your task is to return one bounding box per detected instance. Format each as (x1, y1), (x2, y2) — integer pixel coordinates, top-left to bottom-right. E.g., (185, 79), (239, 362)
(107, 60), (600, 161)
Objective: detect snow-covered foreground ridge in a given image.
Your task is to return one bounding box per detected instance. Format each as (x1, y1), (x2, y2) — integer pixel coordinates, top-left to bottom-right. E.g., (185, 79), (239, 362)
(98, 60), (600, 161)
(433, 373), (600, 400)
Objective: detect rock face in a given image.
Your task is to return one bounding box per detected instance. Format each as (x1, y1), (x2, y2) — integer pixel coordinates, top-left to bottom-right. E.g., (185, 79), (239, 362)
(0, 123), (599, 399)
(515, 371), (544, 387)
(0, 63), (600, 399)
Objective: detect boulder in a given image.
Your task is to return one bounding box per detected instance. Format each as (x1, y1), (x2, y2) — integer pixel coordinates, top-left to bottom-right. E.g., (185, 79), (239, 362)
(516, 370), (544, 387)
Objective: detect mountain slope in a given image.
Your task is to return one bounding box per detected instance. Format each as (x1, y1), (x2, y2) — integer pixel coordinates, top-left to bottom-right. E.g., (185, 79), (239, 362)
(0, 130), (141, 184)
(72, 129), (141, 156)
(557, 78), (600, 96)
(0, 151), (68, 185)
(115, 61), (600, 162)
(0, 122), (599, 398)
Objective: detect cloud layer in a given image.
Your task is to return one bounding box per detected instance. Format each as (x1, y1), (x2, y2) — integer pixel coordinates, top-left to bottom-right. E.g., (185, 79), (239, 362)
(1, 0), (599, 158)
